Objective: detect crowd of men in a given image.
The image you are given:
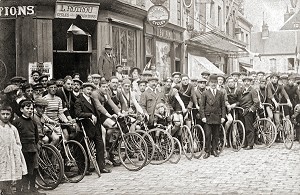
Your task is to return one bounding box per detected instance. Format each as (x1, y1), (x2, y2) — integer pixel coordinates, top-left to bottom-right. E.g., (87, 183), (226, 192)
(1, 67), (300, 185)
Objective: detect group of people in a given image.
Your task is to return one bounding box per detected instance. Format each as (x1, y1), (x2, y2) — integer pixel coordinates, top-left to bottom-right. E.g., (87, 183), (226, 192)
(1, 66), (300, 194)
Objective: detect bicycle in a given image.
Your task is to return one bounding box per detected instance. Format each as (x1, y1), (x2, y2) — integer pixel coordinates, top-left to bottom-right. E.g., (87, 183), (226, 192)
(107, 116), (148, 171)
(76, 118), (101, 177)
(216, 124), (226, 155)
(253, 103), (277, 148)
(36, 142), (64, 190)
(277, 103), (294, 149)
(168, 137), (182, 164)
(189, 108), (206, 159)
(228, 107), (245, 152)
(128, 113), (174, 165)
(45, 122), (88, 183)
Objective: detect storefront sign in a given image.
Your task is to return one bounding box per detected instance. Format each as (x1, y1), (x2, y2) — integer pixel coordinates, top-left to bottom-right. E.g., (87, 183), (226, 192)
(0, 6), (35, 18)
(55, 2), (99, 20)
(156, 28), (173, 40)
(147, 5), (169, 27)
(28, 62), (53, 82)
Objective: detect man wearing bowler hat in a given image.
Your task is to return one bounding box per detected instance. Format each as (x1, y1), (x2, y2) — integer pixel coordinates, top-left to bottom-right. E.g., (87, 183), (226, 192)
(98, 44), (117, 81)
(200, 74), (226, 159)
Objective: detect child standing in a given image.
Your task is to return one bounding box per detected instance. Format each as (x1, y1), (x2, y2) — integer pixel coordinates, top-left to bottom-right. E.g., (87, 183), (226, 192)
(0, 105), (26, 195)
(12, 100), (45, 195)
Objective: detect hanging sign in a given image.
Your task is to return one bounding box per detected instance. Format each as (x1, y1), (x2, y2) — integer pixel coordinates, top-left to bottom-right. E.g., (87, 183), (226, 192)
(28, 62), (53, 82)
(147, 5), (170, 27)
(55, 2), (99, 20)
(183, 0), (193, 8)
(150, 0), (168, 5)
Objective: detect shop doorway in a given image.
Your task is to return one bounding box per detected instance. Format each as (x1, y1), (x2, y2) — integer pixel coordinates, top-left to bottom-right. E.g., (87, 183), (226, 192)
(53, 53), (90, 81)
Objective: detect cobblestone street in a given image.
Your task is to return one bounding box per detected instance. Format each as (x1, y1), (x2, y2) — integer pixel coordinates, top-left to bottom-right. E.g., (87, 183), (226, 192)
(45, 143), (300, 195)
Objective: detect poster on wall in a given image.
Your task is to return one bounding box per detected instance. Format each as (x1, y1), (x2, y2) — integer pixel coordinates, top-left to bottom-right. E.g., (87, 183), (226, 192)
(156, 41), (171, 81)
(28, 62), (53, 83)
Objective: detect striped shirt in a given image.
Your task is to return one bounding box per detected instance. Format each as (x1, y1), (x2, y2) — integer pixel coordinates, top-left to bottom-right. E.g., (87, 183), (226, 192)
(43, 94), (68, 122)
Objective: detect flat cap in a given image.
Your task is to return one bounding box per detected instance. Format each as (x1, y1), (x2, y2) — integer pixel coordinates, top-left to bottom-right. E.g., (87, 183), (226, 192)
(10, 76), (27, 83)
(82, 82), (96, 89)
(172, 72), (181, 77)
(197, 77), (207, 83)
(208, 74), (218, 82)
(91, 74), (101, 78)
(231, 72), (241, 76)
(137, 79), (148, 85)
(130, 67), (141, 75)
(32, 83), (44, 90)
(3, 85), (19, 94)
(242, 76), (253, 82)
(147, 77), (159, 82)
(34, 98), (48, 107)
(201, 71), (210, 76)
(73, 79), (83, 85)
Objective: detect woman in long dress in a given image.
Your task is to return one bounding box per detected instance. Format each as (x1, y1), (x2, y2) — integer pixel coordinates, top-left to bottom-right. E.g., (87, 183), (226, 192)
(0, 106), (27, 195)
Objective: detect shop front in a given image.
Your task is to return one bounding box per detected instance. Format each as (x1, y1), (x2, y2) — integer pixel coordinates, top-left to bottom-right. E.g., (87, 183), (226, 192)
(144, 23), (185, 81)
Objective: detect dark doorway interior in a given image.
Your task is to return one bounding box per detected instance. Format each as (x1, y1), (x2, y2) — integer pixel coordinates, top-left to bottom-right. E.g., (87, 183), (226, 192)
(53, 53), (90, 81)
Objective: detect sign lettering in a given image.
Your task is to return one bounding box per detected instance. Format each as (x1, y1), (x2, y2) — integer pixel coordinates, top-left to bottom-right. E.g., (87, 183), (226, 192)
(0, 6), (35, 18)
(147, 5), (170, 28)
(55, 2), (99, 20)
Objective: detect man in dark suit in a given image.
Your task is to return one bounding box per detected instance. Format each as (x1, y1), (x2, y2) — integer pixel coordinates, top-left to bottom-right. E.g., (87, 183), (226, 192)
(75, 83), (111, 173)
(200, 74), (226, 159)
(98, 44), (117, 81)
(239, 76), (260, 150)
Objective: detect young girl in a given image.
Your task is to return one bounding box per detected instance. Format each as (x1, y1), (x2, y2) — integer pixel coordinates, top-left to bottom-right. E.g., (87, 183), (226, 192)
(0, 105), (27, 195)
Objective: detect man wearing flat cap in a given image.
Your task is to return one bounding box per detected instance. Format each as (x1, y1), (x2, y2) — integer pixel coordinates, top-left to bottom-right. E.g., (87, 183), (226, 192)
(98, 44), (117, 81)
(200, 74), (226, 159)
(31, 70), (41, 85)
(201, 71), (210, 80)
(75, 83), (111, 173)
(171, 72), (181, 87)
(239, 76), (260, 150)
(140, 76), (165, 125)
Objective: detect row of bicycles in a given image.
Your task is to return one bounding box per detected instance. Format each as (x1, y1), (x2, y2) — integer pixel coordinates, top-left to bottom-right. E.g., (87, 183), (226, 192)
(35, 103), (296, 190)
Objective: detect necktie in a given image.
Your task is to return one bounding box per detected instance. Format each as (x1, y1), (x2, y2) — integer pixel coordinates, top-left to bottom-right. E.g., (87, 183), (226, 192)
(213, 89), (216, 96)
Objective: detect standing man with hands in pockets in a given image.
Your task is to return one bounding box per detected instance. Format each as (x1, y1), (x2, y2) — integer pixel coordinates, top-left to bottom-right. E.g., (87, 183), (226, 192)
(98, 44), (117, 81)
(200, 74), (226, 159)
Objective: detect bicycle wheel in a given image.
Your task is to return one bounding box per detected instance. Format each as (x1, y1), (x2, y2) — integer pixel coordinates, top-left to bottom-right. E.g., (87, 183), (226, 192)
(84, 137), (101, 177)
(36, 144), (64, 190)
(181, 125), (194, 160)
(60, 140), (88, 183)
(169, 137), (182, 164)
(148, 128), (174, 165)
(255, 118), (277, 148)
(118, 133), (148, 171)
(136, 130), (155, 166)
(191, 125), (205, 159)
(217, 125), (226, 155)
(229, 120), (245, 152)
(282, 119), (294, 149)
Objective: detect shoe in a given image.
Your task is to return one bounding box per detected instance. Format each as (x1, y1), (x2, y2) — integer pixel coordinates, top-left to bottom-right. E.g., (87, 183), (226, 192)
(85, 171), (92, 176)
(244, 146), (253, 150)
(212, 151), (219, 157)
(242, 144), (248, 148)
(203, 152), (210, 159)
(100, 168), (111, 173)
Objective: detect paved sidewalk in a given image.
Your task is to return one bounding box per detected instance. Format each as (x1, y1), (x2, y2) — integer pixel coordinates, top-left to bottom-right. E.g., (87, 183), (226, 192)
(45, 143), (300, 195)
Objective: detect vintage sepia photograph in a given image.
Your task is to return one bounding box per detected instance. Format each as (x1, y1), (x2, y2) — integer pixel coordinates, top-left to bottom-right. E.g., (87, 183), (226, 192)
(0, 0), (299, 194)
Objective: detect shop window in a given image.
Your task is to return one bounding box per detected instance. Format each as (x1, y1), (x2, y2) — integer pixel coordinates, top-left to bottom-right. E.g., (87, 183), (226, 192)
(112, 26), (136, 67)
(270, 58), (277, 72)
(175, 60), (181, 72)
(288, 58), (295, 70)
(177, 0), (181, 26)
(156, 41), (171, 81)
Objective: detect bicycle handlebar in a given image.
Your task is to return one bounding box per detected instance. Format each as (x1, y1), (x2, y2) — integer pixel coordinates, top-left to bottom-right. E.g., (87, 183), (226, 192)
(277, 103), (290, 106)
(261, 103), (273, 107)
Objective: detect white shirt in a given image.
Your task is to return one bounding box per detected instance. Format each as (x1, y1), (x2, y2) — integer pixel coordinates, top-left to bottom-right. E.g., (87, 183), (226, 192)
(83, 93), (91, 104)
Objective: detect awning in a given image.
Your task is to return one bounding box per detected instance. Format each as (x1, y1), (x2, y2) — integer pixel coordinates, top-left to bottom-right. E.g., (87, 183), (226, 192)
(188, 30), (246, 53)
(188, 53), (224, 78)
(241, 66), (253, 72)
(67, 24), (91, 36)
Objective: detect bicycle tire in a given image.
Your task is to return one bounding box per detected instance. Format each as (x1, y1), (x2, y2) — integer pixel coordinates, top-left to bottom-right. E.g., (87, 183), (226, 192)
(36, 144), (64, 190)
(60, 140), (88, 183)
(191, 125), (205, 159)
(136, 130), (155, 166)
(169, 137), (182, 164)
(229, 120), (245, 152)
(181, 125), (194, 160)
(148, 128), (174, 165)
(256, 118), (277, 148)
(84, 137), (101, 177)
(217, 125), (226, 155)
(118, 132), (148, 171)
(282, 119), (294, 150)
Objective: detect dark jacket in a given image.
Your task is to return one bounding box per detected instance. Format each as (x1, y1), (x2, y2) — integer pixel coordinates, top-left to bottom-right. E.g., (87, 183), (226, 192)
(75, 94), (101, 138)
(239, 86), (260, 112)
(200, 89), (226, 125)
(98, 53), (117, 81)
(56, 87), (77, 118)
